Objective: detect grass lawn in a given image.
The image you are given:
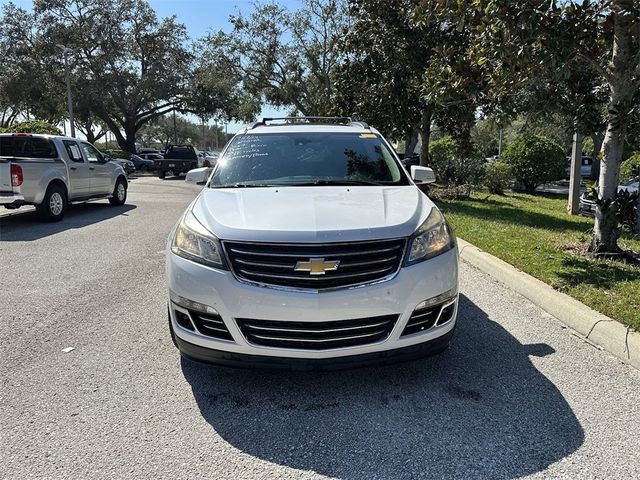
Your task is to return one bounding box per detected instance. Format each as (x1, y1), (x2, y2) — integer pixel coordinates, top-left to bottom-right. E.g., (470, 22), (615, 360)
(436, 190), (640, 331)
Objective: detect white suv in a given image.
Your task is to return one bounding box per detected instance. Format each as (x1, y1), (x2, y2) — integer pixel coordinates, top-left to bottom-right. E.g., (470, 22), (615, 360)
(166, 117), (459, 369)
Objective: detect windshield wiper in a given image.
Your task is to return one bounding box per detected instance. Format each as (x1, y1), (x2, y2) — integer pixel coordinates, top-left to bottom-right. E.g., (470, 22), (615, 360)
(287, 179), (383, 186)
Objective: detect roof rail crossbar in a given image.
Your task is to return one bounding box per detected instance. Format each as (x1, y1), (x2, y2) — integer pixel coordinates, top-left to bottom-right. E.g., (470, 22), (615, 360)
(247, 116), (371, 130)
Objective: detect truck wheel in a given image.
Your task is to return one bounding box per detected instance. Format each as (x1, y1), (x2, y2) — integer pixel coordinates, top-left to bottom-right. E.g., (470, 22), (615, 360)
(36, 184), (66, 222)
(159, 170), (166, 179)
(109, 177), (127, 205)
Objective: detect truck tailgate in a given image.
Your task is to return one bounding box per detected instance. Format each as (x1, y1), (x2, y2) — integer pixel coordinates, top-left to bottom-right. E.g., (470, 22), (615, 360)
(0, 159), (12, 193)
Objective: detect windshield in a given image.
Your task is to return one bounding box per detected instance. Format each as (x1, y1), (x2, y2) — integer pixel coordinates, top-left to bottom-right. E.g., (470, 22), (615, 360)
(209, 132), (409, 187)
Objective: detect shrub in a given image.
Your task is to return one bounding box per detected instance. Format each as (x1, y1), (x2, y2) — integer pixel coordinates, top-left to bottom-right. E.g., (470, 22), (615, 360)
(428, 136), (485, 191)
(620, 152), (640, 182)
(500, 134), (566, 192)
(105, 149), (131, 160)
(428, 136), (457, 182)
(483, 161), (513, 195)
(3, 120), (63, 135)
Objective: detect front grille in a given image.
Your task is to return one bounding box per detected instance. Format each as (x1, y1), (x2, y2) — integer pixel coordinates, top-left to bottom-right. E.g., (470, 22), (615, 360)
(189, 310), (234, 341)
(237, 314), (398, 350)
(401, 300), (456, 336)
(223, 238), (406, 290)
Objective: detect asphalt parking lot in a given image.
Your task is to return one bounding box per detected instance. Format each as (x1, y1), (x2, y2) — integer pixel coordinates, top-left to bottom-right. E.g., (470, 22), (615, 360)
(1, 176), (639, 479)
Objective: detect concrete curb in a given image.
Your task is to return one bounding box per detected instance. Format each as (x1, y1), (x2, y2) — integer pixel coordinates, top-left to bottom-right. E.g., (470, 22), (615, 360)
(457, 238), (640, 370)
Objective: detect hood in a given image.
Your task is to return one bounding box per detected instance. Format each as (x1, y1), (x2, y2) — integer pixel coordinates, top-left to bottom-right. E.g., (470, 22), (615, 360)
(191, 186), (433, 243)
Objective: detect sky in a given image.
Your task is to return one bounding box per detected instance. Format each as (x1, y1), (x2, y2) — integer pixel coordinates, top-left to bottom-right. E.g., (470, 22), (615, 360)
(7, 0), (303, 133)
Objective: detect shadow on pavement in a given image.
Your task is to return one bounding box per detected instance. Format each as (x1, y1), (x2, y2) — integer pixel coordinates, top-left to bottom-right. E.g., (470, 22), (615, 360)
(0, 203), (136, 242)
(181, 294), (583, 479)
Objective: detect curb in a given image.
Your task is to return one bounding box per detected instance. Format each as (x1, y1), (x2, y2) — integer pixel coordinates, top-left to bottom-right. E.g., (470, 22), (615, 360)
(457, 238), (640, 370)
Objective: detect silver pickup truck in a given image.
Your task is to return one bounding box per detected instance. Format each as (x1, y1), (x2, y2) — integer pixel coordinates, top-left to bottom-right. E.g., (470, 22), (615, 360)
(0, 133), (128, 221)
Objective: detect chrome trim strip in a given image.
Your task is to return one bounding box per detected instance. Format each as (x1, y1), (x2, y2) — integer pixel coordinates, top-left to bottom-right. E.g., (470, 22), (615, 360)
(241, 320), (391, 334)
(227, 245), (402, 258)
(237, 266), (393, 281)
(248, 329), (388, 343)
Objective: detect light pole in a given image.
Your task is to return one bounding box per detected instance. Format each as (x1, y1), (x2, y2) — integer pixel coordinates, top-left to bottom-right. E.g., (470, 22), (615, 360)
(56, 44), (75, 138)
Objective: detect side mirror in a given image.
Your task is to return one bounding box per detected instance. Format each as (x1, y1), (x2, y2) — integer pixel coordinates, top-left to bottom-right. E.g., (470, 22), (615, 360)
(185, 167), (212, 186)
(411, 166), (436, 184)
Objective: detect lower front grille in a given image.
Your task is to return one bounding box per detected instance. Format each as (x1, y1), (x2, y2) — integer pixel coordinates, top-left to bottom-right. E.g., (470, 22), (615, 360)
(401, 300), (456, 336)
(189, 310), (234, 341)
(236, 315), (398, 350)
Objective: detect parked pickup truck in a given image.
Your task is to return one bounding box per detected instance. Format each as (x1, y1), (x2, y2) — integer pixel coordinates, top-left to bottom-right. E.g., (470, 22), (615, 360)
(0, 133), (128, 221)
(156, 144), (198, 179)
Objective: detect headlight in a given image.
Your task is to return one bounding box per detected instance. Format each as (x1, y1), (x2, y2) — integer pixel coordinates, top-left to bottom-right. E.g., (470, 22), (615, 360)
(405, 208), (455, 265)
(171, 210), (225, 268)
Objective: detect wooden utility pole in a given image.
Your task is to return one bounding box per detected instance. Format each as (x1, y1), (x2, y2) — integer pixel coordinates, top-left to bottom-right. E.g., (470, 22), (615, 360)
(567, 131), (583, 215)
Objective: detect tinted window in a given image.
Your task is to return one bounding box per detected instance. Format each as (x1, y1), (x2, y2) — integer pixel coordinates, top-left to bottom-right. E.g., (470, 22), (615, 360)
(0, 136), (58, 158)
(165, 146), (196, 160)
(210, 132), (409, 187)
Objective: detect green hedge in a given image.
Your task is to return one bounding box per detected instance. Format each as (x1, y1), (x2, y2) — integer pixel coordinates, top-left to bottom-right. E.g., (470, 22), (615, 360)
(1, 120), (63, 135)
(620, 152), (640, 182)
(500, 134), (566, 192)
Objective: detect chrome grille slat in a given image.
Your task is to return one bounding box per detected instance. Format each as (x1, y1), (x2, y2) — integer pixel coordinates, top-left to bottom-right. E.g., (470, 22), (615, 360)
(241, 319), (390, 334)
(227, 245), (402, 258)
(249, 329), (388, 343)
(236, 314), (398, 350)
(236, 266), (393, 281)
(224, 238), (406, 291)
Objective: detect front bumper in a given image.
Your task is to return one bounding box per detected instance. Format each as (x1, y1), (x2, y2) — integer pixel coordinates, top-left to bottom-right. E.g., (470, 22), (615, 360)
(176, 326), (455, 370)
(167, 247), (458, 365)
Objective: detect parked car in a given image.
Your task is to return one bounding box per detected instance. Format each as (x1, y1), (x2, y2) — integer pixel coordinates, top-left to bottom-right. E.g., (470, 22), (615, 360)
(566, 156), (596, 179)
(197, 151), (218, 168)
(139, 152), (163, 161)
(167, 117), (458, 369)
(138, 147), (163, 155)
(111, 158), (136, 175)
(401, 153), (420, 169)
(579, 178), (639, 216)
(156, 144), (198, 179)
(129, 154), (156, 171)
(0, 133), (127, 221)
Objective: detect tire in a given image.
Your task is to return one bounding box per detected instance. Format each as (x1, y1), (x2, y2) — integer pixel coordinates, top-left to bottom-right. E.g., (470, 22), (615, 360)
(36, 184), (66, 222)
(109, 177), (127, 205)
(159, 170), (166, 179)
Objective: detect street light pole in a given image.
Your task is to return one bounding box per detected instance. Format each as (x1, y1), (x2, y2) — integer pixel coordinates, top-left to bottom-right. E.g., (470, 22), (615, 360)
(57, 44), (75, 138)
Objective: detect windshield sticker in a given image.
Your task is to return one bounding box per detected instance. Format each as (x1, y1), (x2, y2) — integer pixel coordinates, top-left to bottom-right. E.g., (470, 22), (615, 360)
(359, 133), (377, 138)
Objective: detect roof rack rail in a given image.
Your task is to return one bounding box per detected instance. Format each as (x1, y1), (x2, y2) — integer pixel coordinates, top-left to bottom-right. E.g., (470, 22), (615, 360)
(248, 116), (369, 129)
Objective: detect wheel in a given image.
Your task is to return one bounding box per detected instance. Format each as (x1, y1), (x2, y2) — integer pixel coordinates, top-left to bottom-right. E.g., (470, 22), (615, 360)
(109, 177), (127, 205)
(159, 170), (166, 179)
(36, 184), (66, 222)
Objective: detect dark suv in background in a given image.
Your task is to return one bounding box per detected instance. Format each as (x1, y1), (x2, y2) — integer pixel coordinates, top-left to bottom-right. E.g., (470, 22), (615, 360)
(156, 145), (198, 179)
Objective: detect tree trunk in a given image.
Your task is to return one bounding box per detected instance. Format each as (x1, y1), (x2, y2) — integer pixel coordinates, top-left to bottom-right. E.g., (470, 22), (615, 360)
(419, 107), (432, 167)
(405, 127), (419, 158)
(590, 132), (604, 179)
(123, 118), (137, 153)
(589, 0), (637, 255)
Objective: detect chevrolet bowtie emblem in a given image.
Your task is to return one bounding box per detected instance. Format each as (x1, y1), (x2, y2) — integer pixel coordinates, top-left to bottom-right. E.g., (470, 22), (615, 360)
(294, 258), (340, 275)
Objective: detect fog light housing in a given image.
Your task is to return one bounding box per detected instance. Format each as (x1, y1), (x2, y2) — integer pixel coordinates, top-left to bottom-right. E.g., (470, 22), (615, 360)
(170, 291), (219, 315)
